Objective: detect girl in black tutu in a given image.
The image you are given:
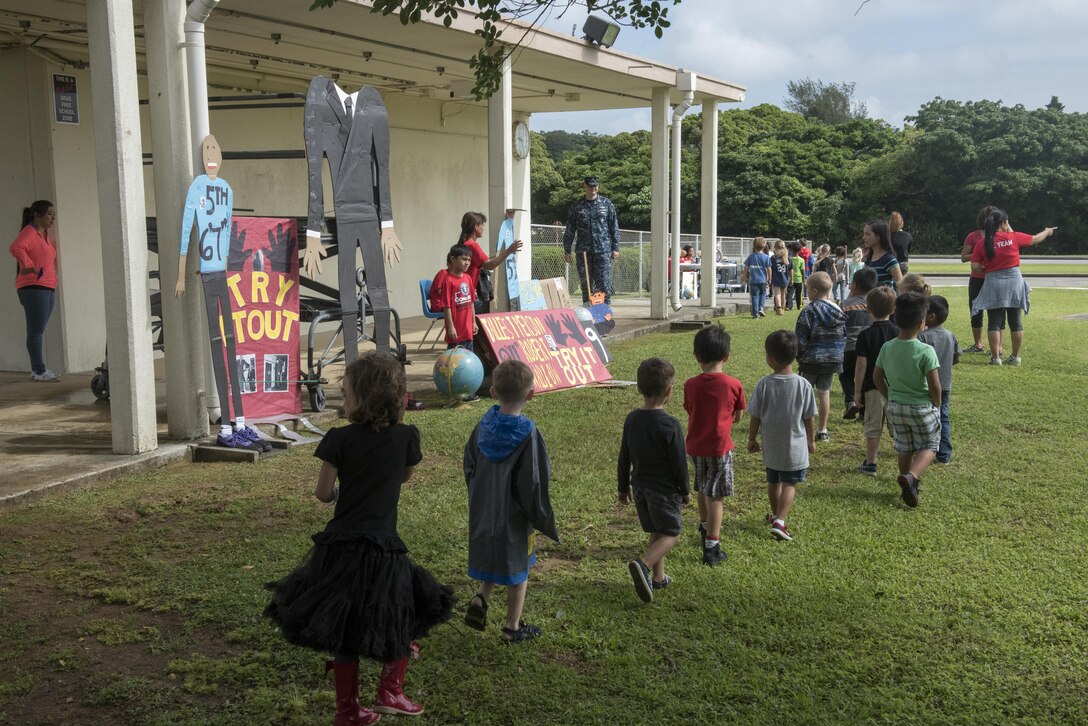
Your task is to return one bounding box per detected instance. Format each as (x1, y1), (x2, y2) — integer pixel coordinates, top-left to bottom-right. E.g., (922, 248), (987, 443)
(266, 351), (454, 724)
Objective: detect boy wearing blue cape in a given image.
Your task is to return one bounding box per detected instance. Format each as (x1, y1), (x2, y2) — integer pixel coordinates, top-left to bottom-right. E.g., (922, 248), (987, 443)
(463, 360), (559, 643)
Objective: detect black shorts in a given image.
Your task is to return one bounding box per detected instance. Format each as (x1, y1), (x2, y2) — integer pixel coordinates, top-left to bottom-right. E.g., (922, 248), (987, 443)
(633, 486), (683, 536)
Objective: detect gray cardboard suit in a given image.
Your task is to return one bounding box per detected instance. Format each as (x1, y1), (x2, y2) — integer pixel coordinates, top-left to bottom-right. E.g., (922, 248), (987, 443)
(304, 76), (394, 358)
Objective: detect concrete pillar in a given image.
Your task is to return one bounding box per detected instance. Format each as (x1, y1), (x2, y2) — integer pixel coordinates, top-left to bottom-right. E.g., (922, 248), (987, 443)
(487, 56), (513, 311)
(650, 86), (671, 319)
(700, 99), (719, 308)
(87, 0), (158, 454)
(145, 0), (210, 440)
(512, 113), (532, 284)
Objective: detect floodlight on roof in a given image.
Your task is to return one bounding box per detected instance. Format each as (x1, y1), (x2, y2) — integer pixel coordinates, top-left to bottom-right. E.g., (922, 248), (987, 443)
(582, 15), (620, 47)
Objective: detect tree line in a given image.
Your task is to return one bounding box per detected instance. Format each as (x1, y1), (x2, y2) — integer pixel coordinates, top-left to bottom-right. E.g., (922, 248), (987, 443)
(531, 95), (1087, 254)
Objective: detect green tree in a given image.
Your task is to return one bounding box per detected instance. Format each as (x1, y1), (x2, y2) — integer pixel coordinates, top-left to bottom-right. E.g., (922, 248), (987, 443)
(529, 131), (564, 222)
(784, 78), (868, 125)
(308, 0), (679, 98)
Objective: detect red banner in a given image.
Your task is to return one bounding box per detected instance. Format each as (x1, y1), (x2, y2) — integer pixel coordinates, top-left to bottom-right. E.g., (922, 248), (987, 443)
(477, 310), (611, 393)
(223, 217), (301, 418)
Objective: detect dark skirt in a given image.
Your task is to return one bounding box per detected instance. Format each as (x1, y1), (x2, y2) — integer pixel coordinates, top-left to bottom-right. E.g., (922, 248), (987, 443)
(264, 531), (454, 661)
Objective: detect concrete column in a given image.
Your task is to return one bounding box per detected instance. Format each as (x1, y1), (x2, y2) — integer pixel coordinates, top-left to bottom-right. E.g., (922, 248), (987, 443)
(512, 113), (532, 284)
(145, 0), (210, 440)
(700, 99), (719, 308)
(487, 56), (513, 311)
(650, 86), (671, 319)
(87, 0), (158, 454)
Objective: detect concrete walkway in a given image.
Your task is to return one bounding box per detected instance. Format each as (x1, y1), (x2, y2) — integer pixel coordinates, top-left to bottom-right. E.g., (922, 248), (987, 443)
(0, 294), (746, 507)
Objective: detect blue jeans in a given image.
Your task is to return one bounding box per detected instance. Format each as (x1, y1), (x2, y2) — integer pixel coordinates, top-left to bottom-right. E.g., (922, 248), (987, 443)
(833, 280), (847, 302)
(749, 285), (766, 316)
(937, 389), (952, 462)
(17, 286), (55, 374)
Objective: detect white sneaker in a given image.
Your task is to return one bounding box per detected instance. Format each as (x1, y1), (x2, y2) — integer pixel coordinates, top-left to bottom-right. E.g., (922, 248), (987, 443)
(1004, 355), (1021, 366)
(31, 369), (61, 382)
(988, 356), (1002, 366)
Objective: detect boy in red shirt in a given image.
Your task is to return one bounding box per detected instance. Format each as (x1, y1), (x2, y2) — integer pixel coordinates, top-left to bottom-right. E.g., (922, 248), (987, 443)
(683, 324), (746, 566)
(430, 244), (477, 350)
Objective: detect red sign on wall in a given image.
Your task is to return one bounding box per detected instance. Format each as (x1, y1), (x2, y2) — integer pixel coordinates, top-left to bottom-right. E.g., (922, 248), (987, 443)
(223, 217), (301, 418)
(477, 310), (611, 393)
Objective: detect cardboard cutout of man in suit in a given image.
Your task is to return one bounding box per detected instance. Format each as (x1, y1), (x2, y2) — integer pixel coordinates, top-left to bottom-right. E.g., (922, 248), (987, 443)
(301, 75), (402, 361)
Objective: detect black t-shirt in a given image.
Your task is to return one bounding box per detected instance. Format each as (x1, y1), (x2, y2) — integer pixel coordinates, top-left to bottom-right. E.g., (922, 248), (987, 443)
(314, 423), (422, 536)
(617, 409), (689, 496)
(855, 320), (900, 393)
(891, 230), (912, 264)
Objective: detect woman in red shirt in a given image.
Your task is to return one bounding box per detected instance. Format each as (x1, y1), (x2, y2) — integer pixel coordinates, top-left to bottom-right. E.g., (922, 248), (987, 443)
(960, 205), (994, 352)
(457, 212), (521, 312)
(9, 200), (60, 382)
(970, 208), (1057, 366)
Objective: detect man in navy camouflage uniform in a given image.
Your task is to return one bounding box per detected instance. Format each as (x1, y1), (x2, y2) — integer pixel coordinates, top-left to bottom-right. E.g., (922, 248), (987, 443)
(563, 175), (620, 304)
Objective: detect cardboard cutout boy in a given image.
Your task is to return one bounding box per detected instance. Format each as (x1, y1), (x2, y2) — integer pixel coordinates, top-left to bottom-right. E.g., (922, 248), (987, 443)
(176, 135), (270, 452)
(300, 76), (401, 361)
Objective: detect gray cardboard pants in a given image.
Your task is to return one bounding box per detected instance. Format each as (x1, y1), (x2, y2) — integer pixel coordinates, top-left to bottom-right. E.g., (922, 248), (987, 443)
(337, 219), (390, 360)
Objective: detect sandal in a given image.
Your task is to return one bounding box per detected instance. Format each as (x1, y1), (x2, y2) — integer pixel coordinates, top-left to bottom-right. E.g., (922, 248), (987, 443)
(501, 621), (541, 643)
(964, 344), (986, 353)
(464, 593), (487, 631)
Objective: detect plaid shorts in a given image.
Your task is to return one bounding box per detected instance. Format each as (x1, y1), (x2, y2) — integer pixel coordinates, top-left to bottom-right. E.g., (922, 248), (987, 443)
(692, 452), (735, 498)
(886, 401), (940, 455)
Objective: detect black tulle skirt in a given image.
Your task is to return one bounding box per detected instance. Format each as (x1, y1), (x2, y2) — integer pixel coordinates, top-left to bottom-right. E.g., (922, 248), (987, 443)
(264, 530), (455, 661)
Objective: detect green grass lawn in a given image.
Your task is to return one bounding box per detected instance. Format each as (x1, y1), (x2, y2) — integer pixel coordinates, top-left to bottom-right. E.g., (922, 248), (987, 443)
(909, 262), (1088, 276)
(3, 288), (1088, 724)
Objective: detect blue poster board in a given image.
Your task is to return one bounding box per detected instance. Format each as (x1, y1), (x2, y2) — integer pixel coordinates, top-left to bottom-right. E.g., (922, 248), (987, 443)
(498, 218), (519, 311)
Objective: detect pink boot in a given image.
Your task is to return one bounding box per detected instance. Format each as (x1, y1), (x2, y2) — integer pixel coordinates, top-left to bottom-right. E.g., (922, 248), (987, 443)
(374, 656), (424, 717)
(326, 660), (381, 725)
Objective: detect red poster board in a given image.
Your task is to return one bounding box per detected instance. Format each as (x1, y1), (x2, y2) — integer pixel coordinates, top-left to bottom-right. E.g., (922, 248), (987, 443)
(223, 217), (301, 418)
(477, 310), (611, 392)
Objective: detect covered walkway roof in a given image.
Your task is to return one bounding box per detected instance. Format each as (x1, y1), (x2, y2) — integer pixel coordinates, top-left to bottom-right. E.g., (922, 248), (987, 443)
(0, 0), (745, 111)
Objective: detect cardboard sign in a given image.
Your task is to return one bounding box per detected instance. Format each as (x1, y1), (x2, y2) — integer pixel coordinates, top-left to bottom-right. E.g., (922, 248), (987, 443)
(519, 280), (546, 311)
(222, 217), (302, 418)
(477, 310), (612, 392)
(541, 277), (573, 310)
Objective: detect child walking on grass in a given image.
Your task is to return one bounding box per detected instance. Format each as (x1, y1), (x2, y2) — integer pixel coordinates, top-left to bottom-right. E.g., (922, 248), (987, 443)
(743, 236), (772, 318)
(874, 292), (942, 508)
(747, 330), (816, 541)
(683, 325), (746, 566)
(854, 287), (898, 477)
(840, 267), (878, 419)
(618, 358), (690, 603)
(918, 295), (960, 465)
(795, 271), (846, 443)
(771, 240), (791, 315)
(265, 352), (454, 724)
(463, 360), (559, 643)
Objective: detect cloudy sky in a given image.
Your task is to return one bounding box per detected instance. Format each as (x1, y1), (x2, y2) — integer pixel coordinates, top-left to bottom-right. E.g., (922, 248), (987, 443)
(531, 0), (1088, 133)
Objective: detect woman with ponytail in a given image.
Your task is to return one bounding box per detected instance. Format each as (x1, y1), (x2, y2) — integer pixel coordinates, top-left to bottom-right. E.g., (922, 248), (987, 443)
(456, 211), (522, 312)
(970, 208), (1056, 366)
(861, 219), (904, 289)
(9, 200), (60, 382)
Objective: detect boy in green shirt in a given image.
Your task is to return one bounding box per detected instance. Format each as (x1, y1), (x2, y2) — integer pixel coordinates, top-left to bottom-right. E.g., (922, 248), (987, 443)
(873, 292), (941, 508)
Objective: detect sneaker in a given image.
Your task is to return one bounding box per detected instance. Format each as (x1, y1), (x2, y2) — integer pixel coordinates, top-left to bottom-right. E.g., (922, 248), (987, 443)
(856, 461), (878, 476)
(464, 394), (480, 402)
(702, 543), (727, 567)
(627, 560), (653, 603)
(651, 575), (673, 590)
(1004, 355), (1021, 366)
(216, 431), (263, 452)
(31, 369), (61, 382)
(758, 309), (766, 318)
(898, 473), (919, 508)
(816, 430), (830, 443)
(964, 343), (986, 353)
(988, 356), (1002, 366)
(771, 521), (793, 541)
(236, 426), (273, 453)
(843, 403), (860, 420)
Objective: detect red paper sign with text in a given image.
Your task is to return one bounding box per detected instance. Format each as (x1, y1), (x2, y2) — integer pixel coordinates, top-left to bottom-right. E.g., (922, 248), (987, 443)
(223, 217), (301, 418)
(477, 310), (611, 392)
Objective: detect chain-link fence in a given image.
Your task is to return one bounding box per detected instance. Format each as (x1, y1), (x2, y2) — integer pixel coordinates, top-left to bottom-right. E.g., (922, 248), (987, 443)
(529, 225), (778, 298)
